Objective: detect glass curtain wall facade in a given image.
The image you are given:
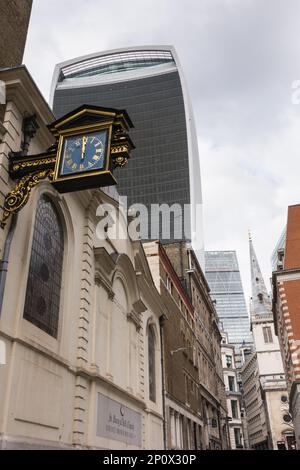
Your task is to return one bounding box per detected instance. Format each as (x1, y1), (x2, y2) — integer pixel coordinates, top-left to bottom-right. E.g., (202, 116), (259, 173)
(205, 251), (253, 350)
(271, 227), (286, 272)
(51, 47), (204, 263)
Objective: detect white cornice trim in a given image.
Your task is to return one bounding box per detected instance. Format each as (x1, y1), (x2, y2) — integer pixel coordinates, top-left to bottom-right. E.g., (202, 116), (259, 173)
(276, 270), (300, 282)
(0, 67), (53, 121)
(0, 67), (54, 148)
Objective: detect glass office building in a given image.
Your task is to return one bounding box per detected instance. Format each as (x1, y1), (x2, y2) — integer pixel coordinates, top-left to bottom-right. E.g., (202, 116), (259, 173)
(51, 46), (204, 263)
(205, 251), (253, 350)
(271, 227), (286, 272)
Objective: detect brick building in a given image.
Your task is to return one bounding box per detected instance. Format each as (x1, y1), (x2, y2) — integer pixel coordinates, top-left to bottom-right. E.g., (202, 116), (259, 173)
(272, 204), (300, 449)
(144, 241), (228, 449)
(0, 0), (33, 68)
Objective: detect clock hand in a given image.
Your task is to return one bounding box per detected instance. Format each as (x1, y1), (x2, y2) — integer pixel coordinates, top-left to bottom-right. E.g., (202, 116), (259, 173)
(81, 136), (88, 161)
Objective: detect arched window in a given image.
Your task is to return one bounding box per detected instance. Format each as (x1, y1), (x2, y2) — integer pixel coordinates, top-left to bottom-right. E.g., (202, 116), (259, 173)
(23, 195), (64, 338)
(148, 325), (156, 402)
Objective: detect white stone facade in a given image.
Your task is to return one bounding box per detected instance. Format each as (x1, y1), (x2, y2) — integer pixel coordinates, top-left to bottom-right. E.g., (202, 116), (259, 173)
(241, 239), (294, 449)
(0, 67), (164, 450)
(221, 334), (245, 449)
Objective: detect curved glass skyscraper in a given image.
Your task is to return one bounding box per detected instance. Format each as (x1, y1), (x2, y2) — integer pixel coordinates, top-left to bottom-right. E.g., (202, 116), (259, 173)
(51, 46), (203, 262)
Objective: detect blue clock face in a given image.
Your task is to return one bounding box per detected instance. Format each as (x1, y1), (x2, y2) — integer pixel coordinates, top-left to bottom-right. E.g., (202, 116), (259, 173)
(60, 129), (108, 176)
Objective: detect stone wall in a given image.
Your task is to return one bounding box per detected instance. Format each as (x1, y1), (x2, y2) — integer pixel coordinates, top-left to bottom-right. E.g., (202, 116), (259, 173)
(0, 0), (33, 68)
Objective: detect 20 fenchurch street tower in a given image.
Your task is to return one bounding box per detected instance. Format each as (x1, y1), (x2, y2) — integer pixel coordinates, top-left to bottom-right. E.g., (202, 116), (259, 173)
(51, 46), (204, 263)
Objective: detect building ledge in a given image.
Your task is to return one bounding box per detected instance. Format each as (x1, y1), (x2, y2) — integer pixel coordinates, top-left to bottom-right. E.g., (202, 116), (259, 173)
(226, 390), (241, 397)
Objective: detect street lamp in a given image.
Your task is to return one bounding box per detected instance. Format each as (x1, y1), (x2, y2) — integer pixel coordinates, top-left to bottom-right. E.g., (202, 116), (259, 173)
(170, 347), (188, 356)
(170, 346), (195, 356)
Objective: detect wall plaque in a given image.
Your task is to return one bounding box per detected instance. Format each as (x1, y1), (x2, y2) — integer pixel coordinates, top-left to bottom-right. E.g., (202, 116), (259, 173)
(97, 393), (142, 447)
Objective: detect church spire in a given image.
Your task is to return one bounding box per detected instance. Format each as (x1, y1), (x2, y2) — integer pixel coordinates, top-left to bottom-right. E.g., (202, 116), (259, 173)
(249, 234), (272, 315)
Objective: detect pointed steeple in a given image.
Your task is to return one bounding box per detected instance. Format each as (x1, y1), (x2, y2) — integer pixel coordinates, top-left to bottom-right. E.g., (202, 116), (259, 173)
(249, 233), (272, 315)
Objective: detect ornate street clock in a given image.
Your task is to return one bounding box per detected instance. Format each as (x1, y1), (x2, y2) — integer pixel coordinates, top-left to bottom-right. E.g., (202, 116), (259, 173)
(1, 105), (134, 227)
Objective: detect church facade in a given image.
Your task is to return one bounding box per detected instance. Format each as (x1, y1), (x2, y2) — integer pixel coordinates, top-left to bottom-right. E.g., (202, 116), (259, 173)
(0, 66), (164, 450)
(241, 237), (294, 450)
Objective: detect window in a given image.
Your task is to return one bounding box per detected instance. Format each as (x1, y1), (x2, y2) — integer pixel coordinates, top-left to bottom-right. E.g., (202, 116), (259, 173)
(234, 428), (242, 448)
(148, 326), (156, 402)
(166, 275), (172, 293)
(226, 355), (233, 368)
(170, 410), (176, 448)
(186, 419), (192, 449)
(211, 417), (218, 428)
(184, 374), (190, 405)
(193, 346), (197, 366)
(170, 410), (183, 449)
(228, 376), (235, 392)
(23, 195), (64, 338)
(231, 400), (238, 419)
(263, 326), (273, 343)
(281, 395), (288, 403)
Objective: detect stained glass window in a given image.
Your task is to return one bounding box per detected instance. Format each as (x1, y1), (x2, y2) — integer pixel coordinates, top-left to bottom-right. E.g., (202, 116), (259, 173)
(23, 195), (64, 338)
(148, 326), (156, 402)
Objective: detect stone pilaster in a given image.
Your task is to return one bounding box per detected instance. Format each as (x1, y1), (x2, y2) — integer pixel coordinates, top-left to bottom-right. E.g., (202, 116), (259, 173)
(138, 326), (146, 448)
(0, 100), (22, 252)
(72, 194), (97, 447)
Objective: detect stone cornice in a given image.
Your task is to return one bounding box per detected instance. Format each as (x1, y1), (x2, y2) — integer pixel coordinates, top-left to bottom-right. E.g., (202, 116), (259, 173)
(127, 310), (142, 330)
(76, 366), (147, 409)
(94, 246), (116, 275)
(136, 271), (166, 319)
(273, 268), (300, 282)
(0, 66), (54, 122)
(132, 298), (147, 315)
(94, 272), (115, 300)
(0, 67), (54, 150)
(94, 246), (116, 298)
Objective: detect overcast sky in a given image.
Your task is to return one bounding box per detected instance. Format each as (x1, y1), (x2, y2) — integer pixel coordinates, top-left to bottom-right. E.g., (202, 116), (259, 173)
(24, 0), (300, 306)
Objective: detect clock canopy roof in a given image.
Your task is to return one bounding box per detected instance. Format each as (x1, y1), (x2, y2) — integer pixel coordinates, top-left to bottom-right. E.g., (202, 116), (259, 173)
(48, 104), (134, 137)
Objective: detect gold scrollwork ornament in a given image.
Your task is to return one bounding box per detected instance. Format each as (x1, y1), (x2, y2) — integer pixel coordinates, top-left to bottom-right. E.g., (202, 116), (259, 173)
(112, 155), (128, 168)
(1, 169), (54, 228)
